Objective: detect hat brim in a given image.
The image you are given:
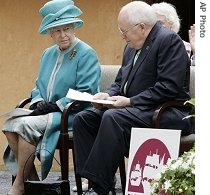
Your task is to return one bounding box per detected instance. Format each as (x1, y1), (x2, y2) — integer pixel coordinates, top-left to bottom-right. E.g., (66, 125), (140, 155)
(39, 18), (83, 35)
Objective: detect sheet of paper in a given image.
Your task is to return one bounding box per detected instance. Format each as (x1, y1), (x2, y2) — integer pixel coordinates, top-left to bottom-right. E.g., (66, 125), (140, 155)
(0, 108), (33, 118)
(66, 88), (115, 105)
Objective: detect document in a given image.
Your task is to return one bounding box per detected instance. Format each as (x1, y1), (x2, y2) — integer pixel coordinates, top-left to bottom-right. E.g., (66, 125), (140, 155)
(66, 88), (115, 105)
(0, 108), (33, 118)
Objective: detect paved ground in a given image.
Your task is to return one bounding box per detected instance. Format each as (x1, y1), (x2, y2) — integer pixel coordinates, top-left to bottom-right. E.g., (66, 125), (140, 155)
(0, 171), (123, 195)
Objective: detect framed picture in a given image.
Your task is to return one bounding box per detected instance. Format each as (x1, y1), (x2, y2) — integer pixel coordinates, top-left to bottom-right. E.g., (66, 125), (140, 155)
(125, 128), (181, 195)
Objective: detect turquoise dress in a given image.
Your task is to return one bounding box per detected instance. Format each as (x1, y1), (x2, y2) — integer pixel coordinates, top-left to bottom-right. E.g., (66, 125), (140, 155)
(3, 38), (101, 179)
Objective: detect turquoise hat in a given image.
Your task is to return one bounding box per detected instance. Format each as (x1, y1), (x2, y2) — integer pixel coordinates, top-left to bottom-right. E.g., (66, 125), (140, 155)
(39, 0), (84, 35)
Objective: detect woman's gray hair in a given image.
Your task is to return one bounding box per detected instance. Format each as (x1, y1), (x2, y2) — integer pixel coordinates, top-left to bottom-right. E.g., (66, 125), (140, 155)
(47, 23), (76, 34)
(120, 1), (157, 26)
(151, 2), (180, 33)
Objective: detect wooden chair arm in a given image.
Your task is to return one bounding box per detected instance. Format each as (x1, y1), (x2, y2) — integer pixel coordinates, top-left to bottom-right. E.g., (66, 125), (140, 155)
(59, 100), (87, 151)
(60, 100), (86, 134)
(152, 100), (194, 128)
(16, 97), (32, 108)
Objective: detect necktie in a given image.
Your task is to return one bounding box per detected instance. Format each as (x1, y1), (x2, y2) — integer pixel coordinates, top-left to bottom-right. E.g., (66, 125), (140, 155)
(123, 50), (141, 94)
(133, 49), (141, 66)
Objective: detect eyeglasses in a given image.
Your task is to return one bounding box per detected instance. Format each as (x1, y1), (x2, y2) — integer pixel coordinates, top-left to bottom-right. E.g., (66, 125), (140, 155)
(118, 23), (140, 37)
(50, 26), (73, 36)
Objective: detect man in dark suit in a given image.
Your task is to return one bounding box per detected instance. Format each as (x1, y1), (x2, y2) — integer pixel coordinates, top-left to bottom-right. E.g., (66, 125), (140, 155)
(73, 1), (192, 194)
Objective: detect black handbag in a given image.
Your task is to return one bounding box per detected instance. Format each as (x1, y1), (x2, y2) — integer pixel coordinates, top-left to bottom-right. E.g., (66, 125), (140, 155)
(23, 149), (70, 195)
(24, 180), (70, 195)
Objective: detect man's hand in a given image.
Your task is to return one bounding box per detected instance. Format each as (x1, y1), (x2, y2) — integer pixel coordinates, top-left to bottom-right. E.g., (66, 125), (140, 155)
(189, 24), (195, 59)
(92, 92), (110, 109)
(107, 96), (131, 108)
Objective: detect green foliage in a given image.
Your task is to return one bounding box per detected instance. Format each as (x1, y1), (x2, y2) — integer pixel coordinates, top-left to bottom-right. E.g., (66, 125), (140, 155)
(183, 98), (195, 119)
(184, 99), (195, 106)
(150, 147), (195, 195)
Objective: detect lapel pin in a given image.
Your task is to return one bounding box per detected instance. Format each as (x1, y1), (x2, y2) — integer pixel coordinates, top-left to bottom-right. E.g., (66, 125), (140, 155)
(69, 49), (77, 60)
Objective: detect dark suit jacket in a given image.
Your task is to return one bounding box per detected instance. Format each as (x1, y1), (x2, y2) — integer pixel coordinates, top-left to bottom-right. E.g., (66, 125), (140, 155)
(105, 22), (191, 134)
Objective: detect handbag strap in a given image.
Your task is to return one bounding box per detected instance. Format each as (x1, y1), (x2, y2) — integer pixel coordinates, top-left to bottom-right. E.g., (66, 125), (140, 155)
(23, 149), (61, 182)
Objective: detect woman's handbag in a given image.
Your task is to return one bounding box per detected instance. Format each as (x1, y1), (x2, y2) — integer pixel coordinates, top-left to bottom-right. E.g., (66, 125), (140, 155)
(24, 149), (70, 195)
(24, 180), (70, 195)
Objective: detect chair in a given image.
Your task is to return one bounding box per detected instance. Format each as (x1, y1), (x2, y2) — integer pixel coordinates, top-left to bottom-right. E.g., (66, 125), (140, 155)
(151, 100), (195, 155)
(14, 98), (84, 194)
(13, 65), (125, 195)
(152, 66), (195, 155)
(107, 66), (195, 194)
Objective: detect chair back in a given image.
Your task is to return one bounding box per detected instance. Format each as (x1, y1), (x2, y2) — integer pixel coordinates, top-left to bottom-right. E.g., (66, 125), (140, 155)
(100, 65), (120, 92)
(100, 65), (195, 98)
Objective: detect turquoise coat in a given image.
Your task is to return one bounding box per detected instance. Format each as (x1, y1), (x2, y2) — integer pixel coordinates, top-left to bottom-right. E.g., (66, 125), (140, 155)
(4, 39), (101, 179)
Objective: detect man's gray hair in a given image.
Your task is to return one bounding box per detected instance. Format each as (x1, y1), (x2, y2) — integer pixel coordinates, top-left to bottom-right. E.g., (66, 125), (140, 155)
(120, 1), (157, 26)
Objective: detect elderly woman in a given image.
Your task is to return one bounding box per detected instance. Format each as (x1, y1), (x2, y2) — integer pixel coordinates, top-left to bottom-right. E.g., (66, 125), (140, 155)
(151, 2), (191, 57)
(2, 0), (101, 194)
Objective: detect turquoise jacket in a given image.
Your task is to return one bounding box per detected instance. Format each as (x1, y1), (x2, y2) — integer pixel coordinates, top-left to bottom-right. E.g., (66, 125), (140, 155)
(4, 39), (101, 179)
